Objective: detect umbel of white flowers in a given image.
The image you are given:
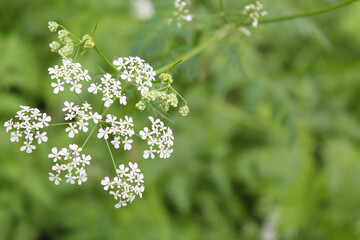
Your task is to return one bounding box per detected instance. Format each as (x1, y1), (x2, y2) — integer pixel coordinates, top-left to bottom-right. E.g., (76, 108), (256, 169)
(4, 20), (191, 209)
(169, 0), (192, 28)
(242, 1), (267, 27)
(4, 106), (51, 153)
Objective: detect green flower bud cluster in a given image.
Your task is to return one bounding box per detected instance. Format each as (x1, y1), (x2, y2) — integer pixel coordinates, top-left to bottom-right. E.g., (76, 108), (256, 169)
(48, 21), (58, 32)
(82, 34), (95, 49)
(179, 105), (189, 116)
(135, 72), (189, 116)
(48, 21), (95, 59)
(159, 73), (173, 83)
(136, 90), (179, 112)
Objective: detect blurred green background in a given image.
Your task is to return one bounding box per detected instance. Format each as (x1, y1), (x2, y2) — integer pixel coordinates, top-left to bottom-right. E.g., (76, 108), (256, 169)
(1, 0), (360, 239)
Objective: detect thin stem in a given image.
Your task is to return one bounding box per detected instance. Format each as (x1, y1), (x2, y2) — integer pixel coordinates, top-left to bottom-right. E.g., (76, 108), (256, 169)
(47, 122), (74, 127)
(255, 0), (359, 25)
(155, 24), (235, 74)
(94, 45), (122, 75)
(170, 86), (188, 105)
(75, 92), (85, 103)
(101, 97), (119, 116)
(155, 0), (358, 73)
(105, 138), (119, 176)
(81, 123), (98, 149)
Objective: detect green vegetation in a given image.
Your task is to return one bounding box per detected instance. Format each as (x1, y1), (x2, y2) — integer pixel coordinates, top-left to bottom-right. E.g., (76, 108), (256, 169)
(1, 0), (360, 239)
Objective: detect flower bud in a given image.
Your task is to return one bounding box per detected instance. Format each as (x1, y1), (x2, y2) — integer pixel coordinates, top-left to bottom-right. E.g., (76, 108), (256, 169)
(159, 73), (173, 83)
(135, 100), (146, 111)
(49, 41), (60, 52)
(179, 105), (189, 116)
(48, 21), (59, 32)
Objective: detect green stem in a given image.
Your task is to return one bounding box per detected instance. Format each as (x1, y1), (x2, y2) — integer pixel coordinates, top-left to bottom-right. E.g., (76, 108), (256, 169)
(104, 138), (119, 176)
(256, 0), (359, 25)
(94, 45), (122, 75)
(47, 122), (74, 127)
(155, 0), (358, 73)
(81, 124), (98, 149)
(75, 92), (85, 103)
(155, 24), (235, 74)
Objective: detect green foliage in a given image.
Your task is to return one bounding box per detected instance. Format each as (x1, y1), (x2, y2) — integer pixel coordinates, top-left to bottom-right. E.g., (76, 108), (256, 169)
(1, 0), (360, 240)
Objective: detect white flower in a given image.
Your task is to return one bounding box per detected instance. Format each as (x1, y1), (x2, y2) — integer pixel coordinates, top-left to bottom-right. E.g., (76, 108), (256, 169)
(48, 144), (91, 186)
(51, 79), (65, 94)
(88, 83), (102, 94)
(5, 106), (52, 153)
(97, 127), (110, 140)
(101, 177), (114, 190)
(49, 172), (61, 185)
(65, 123), (78, 138)
(80, 154), (91, 166)
(4, 119), (13, 132)
(102, 162), (144, 208)
(123, 137), (133, 150)
(140, 117), (174, 159)
(62, 102), (98, 138)
(111, 136), (121, 149)
(242, 1), (267, 28)
(65, 173), (76, 184)
(143, 147), (156, 159)
(35, 131), (48, 144)
(114, 200), (127, 208)
(62, 101), (74, 112)
(48, 147), (61, 162)
(169, 0), (192, 28)
(10, 131), (21, 142)
(129, 162), (140, 173)
(48, 59), (91, 94)
(20, 142), (36, 153)
(119, 95), (127, 105)
(116, 164), (129, 177)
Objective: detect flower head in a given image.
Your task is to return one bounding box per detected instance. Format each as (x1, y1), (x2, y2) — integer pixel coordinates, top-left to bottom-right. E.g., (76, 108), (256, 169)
(4, 106), (51, 153)
(48, 144), (91, 185)
(101, 162), (145, 208)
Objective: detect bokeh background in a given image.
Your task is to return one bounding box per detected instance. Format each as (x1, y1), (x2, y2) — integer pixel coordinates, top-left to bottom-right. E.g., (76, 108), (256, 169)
(1, 0), (360, 239)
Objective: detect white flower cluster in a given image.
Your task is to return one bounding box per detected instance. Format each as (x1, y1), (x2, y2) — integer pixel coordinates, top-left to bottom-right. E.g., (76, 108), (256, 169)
(140, 117), (174, 159)
(170, 0), (192, 28)
(88, 73), (127, 107)
(113, 56), (156, 94)
(62, 101), (102, 138)
(4, 106), (51, 153)
(48, 59), (91, 94)
(243, 1), (267, 27)
(101, 162), (145, 208)
(97, 114), (135, 151)
(48, 144), (91, 185)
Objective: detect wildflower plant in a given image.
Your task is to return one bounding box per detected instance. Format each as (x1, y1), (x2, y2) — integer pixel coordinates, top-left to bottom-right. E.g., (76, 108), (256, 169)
(3, 0), (358, 209)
